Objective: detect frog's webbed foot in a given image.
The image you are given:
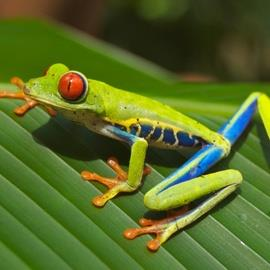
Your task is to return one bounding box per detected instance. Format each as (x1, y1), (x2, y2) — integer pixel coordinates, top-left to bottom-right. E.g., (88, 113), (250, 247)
(81, 157), (151, 207)
(0, 77), (56, 116)
(0, 77), (36, 115)
(124, 206), (189, 251)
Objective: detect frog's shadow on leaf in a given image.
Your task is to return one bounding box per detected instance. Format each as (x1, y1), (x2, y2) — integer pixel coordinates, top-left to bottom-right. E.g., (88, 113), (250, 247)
(31, 116), (129, 162)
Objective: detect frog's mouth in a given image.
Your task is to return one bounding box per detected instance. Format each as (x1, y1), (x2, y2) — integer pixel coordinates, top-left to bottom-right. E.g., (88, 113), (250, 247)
(23, 85), (63, 110)
(23, 86), (54, 106)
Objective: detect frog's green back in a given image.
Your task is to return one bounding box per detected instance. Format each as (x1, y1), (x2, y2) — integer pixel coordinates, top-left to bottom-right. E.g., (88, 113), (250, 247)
(90, 79), (189, 124)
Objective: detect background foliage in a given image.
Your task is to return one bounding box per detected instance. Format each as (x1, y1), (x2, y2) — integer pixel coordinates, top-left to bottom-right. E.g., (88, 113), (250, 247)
(1, 0), (270, 80)
(104, 0), (270, 81)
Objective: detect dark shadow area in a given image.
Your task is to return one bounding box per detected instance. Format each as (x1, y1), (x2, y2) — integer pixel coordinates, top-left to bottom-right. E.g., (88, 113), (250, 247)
(32, 115), (130, 163)
(147, 147), (188, 168)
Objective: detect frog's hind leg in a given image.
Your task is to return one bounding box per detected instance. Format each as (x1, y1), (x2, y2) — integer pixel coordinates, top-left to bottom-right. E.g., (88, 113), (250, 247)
(125, 170), (242, 251)
(218, 92), (270, 143)
(125, 92), (269, 251)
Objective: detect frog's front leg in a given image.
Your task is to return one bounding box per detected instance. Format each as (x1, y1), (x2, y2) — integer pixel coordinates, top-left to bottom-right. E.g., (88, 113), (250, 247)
(0, 77), (39, 115)
(81, 126), (149, 207)
(0, 77), (56, 116)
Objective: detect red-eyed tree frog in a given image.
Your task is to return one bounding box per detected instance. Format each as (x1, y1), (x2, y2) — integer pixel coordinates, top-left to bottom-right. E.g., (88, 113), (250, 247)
(0, 63), (269, 251)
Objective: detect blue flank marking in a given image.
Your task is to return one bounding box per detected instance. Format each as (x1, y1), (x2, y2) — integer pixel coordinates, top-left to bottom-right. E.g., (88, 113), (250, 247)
(114, 123), (127, 131)
(150, 127), (162, 140)
(139, 125), (153, 138)
(163, 128), (176, 144)
(107, 126), (138, 145)
(218, 99), (257, 144)
(177, 131), (196, 146)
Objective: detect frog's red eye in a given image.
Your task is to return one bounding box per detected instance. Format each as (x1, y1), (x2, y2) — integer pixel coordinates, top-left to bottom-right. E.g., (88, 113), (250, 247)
(58, 71), (88, 101)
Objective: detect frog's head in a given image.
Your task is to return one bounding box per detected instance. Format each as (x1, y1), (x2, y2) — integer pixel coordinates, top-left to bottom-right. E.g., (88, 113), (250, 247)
(24, 63), (104, 114)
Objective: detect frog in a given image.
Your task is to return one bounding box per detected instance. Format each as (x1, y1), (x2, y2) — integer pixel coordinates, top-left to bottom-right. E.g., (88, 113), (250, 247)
(0, 63), (269, 251)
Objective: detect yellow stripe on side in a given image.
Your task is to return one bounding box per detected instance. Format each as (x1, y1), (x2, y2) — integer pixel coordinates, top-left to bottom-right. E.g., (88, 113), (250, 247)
(103, 117), (179, 132)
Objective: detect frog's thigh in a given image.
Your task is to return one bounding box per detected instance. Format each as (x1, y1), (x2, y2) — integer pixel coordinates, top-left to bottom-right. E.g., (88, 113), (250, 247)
(144, 169), (242, 211)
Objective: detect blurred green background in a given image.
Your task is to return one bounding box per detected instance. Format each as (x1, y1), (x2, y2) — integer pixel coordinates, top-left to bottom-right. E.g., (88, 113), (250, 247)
(1, 0), (270, 81)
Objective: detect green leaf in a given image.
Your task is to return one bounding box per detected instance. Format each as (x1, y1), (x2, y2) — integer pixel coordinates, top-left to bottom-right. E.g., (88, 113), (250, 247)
(0, 19), (269, 269)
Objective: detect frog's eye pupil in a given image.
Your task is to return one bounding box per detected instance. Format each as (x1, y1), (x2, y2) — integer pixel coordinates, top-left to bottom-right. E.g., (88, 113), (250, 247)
(58, 71), (88, 101)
